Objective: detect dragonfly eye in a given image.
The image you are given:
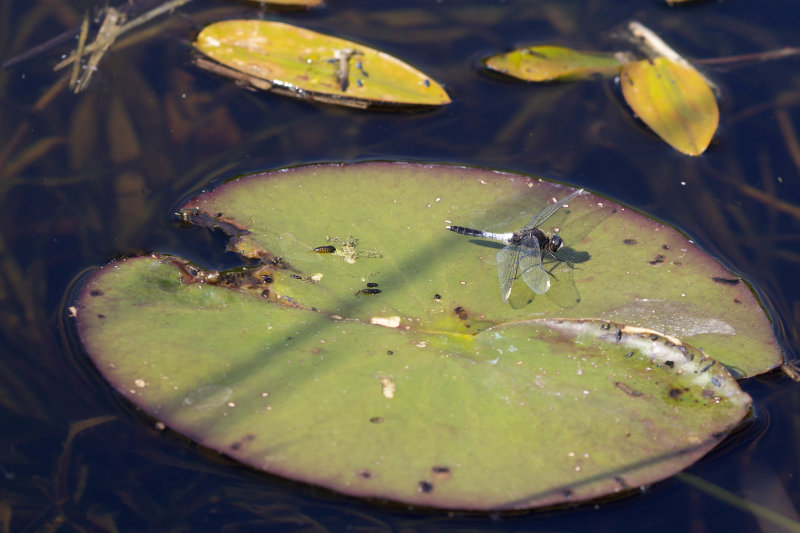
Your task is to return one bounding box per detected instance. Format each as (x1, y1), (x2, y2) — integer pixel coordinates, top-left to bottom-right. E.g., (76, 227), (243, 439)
(549, 234), (563, 252)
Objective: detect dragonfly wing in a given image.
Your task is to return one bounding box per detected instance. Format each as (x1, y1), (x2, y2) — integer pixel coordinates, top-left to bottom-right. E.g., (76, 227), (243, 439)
(523, 188), (584, 230)
(496, 245), (520, 302)
(519, 244), (550, 294)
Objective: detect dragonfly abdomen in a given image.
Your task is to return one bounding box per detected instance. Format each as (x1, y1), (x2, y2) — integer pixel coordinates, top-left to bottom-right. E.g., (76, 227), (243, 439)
(447, 226), (514, 242)
(446, 225), (485, 238)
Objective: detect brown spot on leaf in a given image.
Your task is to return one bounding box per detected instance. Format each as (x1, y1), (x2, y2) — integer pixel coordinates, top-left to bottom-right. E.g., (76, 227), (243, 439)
(623, 239), (637, 245)
(454, 306), (468, 320)
(431, 465), (452, 481)
(417, 480), (434, 493)
(358, 469), (373, 479)
(669, 387), (688, 399)
(369, 416), (384, 424)
(712, 277), (740, 285)
(90, 290), (104, 297)
(230, 435), (253, 451)
(649, 254), (665, 265)
(178, 208), (249, 235)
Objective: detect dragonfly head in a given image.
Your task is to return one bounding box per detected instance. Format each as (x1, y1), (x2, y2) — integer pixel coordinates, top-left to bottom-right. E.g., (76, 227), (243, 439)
(548, 234), (564, 253)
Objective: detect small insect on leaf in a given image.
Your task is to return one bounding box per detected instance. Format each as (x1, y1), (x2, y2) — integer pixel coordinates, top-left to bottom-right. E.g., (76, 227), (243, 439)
(358, 288), (382, 295)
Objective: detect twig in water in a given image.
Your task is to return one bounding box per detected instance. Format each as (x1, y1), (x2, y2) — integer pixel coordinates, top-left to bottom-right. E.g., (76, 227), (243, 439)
(54, 0), (194, 92)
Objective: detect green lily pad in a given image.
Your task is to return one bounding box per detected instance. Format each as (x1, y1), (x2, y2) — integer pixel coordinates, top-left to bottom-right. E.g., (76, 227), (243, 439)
(75, 163), (780, 510)
(193, 20), (451, 109)
(621, 58), (719, 156)
(484, 45), (622, 82)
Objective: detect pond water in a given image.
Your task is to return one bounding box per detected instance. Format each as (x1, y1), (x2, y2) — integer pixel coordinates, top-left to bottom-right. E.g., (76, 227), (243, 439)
(1, 0), (798, 530)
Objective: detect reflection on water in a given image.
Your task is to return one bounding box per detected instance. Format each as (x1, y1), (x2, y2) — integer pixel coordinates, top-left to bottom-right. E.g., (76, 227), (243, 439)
(1, 0), (799, 530)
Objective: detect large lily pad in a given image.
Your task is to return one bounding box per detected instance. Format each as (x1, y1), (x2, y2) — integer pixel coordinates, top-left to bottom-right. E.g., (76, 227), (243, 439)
(193, 20), (451, 109)
(75, 163), (780, 510)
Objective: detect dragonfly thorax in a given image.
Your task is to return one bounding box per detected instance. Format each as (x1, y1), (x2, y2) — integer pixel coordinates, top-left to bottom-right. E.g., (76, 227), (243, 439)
(511, 227), (550, 250)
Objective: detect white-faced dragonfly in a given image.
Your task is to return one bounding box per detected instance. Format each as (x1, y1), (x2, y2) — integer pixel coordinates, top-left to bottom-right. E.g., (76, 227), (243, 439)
(446, 188), (584, 302)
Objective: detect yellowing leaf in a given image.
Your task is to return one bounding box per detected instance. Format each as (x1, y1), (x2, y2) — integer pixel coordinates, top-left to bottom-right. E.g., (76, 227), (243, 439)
(484, 45), (621, 82)
(621, 57), (718, 156)
(193, 20), (451, 108)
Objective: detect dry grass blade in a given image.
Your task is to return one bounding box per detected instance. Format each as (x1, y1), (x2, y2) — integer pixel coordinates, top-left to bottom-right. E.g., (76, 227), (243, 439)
(68, 13), (89, 90)
(54, 0), (194, 93)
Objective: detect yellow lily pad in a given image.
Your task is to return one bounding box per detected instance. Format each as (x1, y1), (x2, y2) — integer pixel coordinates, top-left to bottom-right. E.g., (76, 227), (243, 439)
(620, 57), (719, 156)
(484, 45), (621, 82)
(193, 20), (451, 108)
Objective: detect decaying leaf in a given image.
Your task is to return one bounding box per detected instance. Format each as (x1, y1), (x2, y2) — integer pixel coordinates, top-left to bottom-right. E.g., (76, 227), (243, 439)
(484, 45), (621, 81)
(483, 22), (723, 154)
(193, 20), (451, 109)
(621, 57), (719, 156)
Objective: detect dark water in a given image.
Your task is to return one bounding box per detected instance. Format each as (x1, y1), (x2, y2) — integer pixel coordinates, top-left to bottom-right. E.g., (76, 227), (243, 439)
(2, 0), (799, 531)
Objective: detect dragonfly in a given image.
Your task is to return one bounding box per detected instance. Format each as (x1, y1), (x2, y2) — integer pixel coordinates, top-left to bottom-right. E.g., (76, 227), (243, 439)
(446, 189), (584, 302)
